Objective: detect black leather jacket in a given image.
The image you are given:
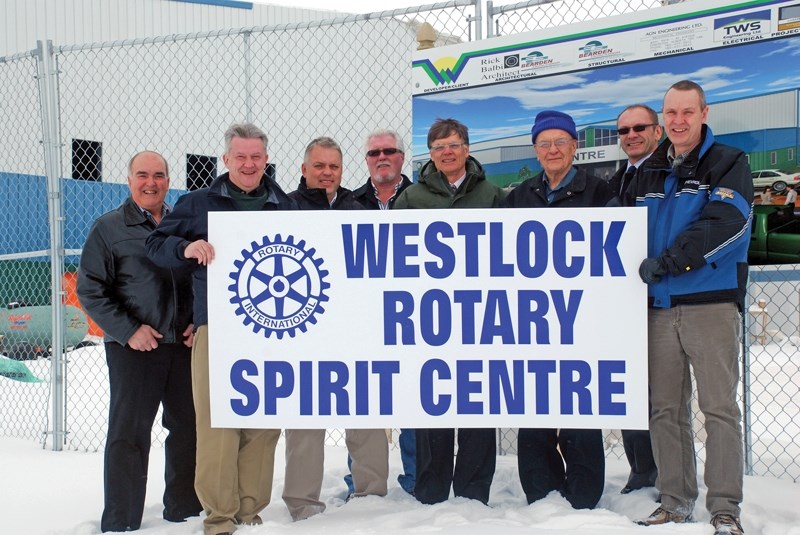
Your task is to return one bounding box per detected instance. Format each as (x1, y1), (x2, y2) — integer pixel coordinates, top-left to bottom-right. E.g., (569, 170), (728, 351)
(77, 197), (194, 345)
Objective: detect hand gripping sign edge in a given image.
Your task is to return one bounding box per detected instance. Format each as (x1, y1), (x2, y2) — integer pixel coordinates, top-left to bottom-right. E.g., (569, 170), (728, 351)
(228, 234), (330, 339)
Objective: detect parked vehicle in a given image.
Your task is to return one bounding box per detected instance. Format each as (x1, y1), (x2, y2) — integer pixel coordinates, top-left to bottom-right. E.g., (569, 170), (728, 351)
(751, 169), (800, 192)
(749, 204), (800, 264)
(0, 304), (89, 360)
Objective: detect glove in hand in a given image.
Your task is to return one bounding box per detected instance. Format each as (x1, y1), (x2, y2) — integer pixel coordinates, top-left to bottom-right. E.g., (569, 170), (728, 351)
(639, 257), (668, 284)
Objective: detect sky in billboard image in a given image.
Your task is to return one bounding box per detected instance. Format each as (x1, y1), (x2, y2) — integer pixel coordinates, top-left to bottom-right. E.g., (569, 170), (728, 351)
(412, 38), (800, 148)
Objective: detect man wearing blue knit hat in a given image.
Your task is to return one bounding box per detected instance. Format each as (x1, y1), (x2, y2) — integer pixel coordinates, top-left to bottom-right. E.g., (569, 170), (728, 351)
(503, 109), (617, 509)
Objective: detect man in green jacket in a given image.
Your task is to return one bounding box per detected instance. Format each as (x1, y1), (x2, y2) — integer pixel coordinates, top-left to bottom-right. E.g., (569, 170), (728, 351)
(394, 118), (505, 209)
(394, 117), (504, 506)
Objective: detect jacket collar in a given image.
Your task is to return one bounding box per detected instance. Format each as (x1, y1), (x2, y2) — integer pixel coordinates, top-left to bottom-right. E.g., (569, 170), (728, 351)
(418, 156), (485, 194)
(648, 124), (715, 174)
(211, 171), (281, 205)
(122, 196), (161, 226)
(525, 166), (587, 200)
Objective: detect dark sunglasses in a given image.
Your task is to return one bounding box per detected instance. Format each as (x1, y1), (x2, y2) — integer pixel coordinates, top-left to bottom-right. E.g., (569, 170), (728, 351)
(366, 147), (401, 157)
(617, 123), (658, 135)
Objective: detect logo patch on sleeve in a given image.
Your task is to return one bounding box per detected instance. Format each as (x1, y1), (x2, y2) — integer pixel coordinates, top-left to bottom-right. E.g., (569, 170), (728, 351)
(715, 188), (735, 200)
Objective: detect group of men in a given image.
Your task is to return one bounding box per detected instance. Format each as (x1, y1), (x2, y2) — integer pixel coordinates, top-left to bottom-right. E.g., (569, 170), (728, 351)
(76, 79), (750, 535)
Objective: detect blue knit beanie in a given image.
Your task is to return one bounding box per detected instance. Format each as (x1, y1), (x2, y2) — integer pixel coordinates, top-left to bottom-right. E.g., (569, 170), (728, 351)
(530, 110), (578, 144)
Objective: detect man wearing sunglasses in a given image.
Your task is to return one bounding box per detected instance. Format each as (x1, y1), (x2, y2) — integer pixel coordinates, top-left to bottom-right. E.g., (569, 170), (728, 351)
(609, 105), (661, 496)
(353, 129), (413, 210)
(349, 129), (416, 498)
(610, 105), (663, 198)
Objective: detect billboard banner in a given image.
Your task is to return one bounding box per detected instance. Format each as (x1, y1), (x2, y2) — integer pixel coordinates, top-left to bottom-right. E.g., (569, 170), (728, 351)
(207, 208), (647, 429)
(412, 0), (800, 95)
(412, 0), (800, 266)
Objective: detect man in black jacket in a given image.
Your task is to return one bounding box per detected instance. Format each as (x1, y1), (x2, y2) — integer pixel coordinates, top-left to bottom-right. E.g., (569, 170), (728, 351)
(349, 129), (415, 497)
(352, 129), (412, 210)
(609, 104), (663, 199)
(503, 110), (616, 510)
(610, 104), (662, 495)
(78, 151), (201, 532)
(283, 137), (390, 521)
(146, 124), (296, 535)
(288, 136), (364, 210)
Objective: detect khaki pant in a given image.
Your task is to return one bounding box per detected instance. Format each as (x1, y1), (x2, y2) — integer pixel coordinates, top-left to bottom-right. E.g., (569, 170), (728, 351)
(648, 303), (744, 517)
(193, 326), (281, 535)
(282, 428), (388, 521)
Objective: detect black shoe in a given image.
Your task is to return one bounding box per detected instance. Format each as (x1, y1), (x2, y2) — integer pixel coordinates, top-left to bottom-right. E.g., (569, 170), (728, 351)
(621, 467), (658, 494)
(164, 509), (202, 522)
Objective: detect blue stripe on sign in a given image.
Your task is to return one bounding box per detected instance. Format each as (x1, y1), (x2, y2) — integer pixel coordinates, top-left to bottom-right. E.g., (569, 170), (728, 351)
(171, 0), (253, 9)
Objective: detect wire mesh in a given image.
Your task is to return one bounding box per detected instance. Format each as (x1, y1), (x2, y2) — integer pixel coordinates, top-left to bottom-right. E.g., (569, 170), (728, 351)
(487, 0), (665, 37)
(1, 0), (798, 484)
(0, 51), (53, 444)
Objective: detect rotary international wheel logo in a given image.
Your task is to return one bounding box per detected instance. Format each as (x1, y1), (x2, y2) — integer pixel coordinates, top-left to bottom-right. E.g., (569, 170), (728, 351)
(228, 234), (329, 339)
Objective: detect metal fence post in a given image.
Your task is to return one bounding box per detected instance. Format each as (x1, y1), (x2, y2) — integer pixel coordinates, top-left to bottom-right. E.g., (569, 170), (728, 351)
(36, 39), (66, 451)
(243, 31), (253, 123)
(742, 288), (752, 476)
(472, 0), (482, 41)
(486, 1), (495, 37)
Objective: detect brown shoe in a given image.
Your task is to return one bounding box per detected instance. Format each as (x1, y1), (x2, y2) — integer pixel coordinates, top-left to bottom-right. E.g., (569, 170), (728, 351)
(635, 506), (693, 526)
(711, 513), (744, 535)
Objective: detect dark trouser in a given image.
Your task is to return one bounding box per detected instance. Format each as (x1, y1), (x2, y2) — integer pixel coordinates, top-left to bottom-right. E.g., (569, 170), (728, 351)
(415, 428), (496, 505)
(621, 429), (657, 489)
(517, 428), (605, 509)
(101, 342), (201, 532)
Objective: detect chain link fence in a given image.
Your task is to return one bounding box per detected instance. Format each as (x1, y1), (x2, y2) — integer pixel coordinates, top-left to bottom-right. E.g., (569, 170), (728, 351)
(2, 0), (799, 484)
(486, 0), (665, 37)
(743, 266), (800, 481)
(0, 49), (54, 443)
(0, 0), (479, 451)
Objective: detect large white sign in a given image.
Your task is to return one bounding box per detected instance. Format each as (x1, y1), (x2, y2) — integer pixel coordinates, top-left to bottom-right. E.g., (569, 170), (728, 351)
(208, 208), (647, 429)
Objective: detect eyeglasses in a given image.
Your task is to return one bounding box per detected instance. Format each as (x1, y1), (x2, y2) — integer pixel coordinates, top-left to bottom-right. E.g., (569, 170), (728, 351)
(366, 147), (401, 157)
(617, 123), (658, 136)
(430, 143), (464, 153)
(535, 138), (572, 150)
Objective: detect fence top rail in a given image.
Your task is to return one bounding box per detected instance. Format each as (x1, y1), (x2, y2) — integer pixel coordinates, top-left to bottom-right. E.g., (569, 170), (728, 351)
(0, 48), (38, 63)
(53, 0), (476, 54)
(488, 0), (562, 16)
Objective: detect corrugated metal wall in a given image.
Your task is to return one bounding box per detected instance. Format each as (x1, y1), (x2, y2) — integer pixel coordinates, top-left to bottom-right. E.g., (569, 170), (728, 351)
(0, 0), (343, 57)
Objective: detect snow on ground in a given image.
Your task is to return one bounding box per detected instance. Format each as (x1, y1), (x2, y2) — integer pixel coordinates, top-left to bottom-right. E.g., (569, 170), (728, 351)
(3, 436), (800, 535)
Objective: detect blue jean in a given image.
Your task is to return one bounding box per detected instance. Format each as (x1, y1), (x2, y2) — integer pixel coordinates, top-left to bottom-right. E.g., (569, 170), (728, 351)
(344, 429), (415, 495)
(397, 428), (416, 493)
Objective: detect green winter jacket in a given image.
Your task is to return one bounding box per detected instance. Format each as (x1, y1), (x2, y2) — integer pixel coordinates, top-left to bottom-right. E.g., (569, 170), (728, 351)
(393, 156), (506, 209)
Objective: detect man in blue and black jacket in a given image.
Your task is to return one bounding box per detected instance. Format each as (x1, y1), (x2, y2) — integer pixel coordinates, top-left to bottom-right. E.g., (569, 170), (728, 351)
(628, 80), (752, 535)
